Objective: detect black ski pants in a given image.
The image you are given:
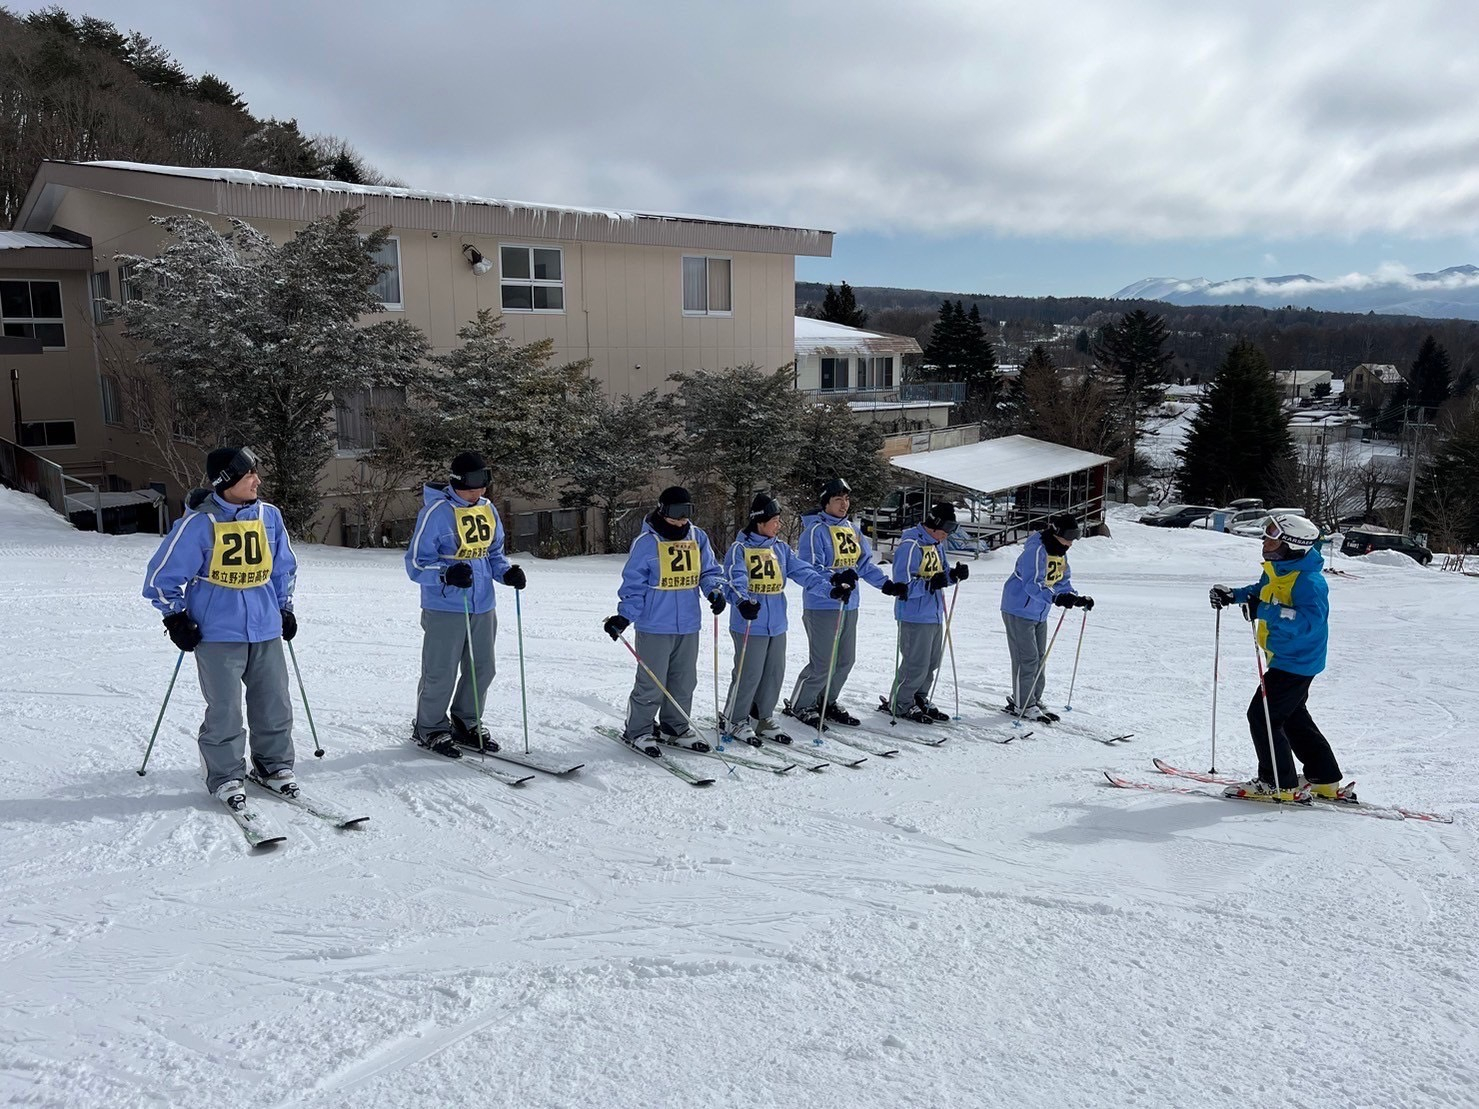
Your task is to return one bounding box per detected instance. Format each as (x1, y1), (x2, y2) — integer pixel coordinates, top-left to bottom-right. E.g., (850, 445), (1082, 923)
(1246, 668), (1341, 789)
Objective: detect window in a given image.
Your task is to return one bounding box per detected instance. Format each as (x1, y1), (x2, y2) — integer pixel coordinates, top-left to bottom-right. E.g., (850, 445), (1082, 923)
(130, 380), (155, 432)
(820, 357), (850, 391)
(368, 237), (402, 310)
(20, 420), (76, 447)
(499, 245), (564, 312)
(117, 263), (144, 302)
(91, 271), (112, 324)
(1, 279), (65, 348)
(858, 356), (894, 389)
(335, 385), (407, 451)
(101, 375), (123, 426)
(682, 256), (732, 315)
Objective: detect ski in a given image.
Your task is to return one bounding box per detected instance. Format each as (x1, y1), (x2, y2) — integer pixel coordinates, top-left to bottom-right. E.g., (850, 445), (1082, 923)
(781, 701), (900, 756)
(664, 739), (797, 775)
(1101, 771), (1312, 807)
(220, 796), (287, 848)
(866, 700), (949, 746)
(766, 739), (864, 768)
(246, 774), (369, 828)
(991, 702), (1131, 743)
(595, 726), (715, 786)
(478, 748), (585, 776)
(1150, 759), (1452, 823)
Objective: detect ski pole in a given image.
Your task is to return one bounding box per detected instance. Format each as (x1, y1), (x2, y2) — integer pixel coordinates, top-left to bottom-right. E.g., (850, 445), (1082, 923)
(719, 618), (754, 749)
(886, 618), (904, 722)
(285, 639), (325, 758)
(1013, 608), (1067, 727)
(1250, 611), (1283, 794)
(713, 612), (721, 746)
(462, 592), (487, 759)
(814, 598), (848, 744)
(136, 650), (185, 776)
(1064, 610), (1089, 711)
(1210, 607), (1221, 773)
(616, 633), (733, 770)
(927, 580), (960, 709)
(515, 590), (530, 756)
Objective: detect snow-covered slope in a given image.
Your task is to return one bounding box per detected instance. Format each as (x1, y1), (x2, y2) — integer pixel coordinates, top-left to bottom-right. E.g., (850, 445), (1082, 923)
(2, 487), (1475, 1108)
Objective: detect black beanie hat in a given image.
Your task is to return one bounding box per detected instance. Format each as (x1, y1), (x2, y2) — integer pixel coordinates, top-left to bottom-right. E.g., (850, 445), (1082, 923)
(657, 486), (693, 518)
(1048, 512), (1081, 540)
(748, 491), (781, 527)
(924, 502), (957, 530)
(819, 477), (851, 503)
(205, 446), (258, 494)
(450, 451), (490, 490)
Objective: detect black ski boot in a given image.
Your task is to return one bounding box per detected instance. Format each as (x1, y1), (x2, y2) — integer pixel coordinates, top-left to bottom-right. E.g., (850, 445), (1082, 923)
(451, 716), (500, 753)
(416, 731), (463, 758)
(914, 693), (949, 722)
(824, 702), (860, 727)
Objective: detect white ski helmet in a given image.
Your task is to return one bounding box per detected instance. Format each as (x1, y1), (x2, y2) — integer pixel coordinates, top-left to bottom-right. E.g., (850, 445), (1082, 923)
(1263, 513), (1320, 550)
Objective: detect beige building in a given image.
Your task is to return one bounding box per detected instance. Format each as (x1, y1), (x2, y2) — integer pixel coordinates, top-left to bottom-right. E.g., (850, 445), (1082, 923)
(1347, 362), (1405, 406)
(4, 160), (832, 540)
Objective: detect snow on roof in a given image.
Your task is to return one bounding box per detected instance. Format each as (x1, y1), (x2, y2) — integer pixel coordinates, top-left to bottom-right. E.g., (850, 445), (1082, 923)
(0, 231), (85, 250)
(845, 399), (951, 411)
(83, 161), (831, 236)
(794, 316), (922, 356)
(1276, 370), (1333, 383)
(890, 434), (1114, 494)
(1354, 363), (1404, 383)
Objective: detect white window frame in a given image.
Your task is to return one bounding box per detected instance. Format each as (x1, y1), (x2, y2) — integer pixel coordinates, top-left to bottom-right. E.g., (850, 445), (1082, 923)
(820, 356), (850, 392)
(498, 244), (565, 314)
(91, 271), (112, 324)
(681, 255), (733, 317)
(371, 236), (403, 311)
(100, 374), (123, 426)
(1, 278), (66, 350)
(117, 263), (144, 303)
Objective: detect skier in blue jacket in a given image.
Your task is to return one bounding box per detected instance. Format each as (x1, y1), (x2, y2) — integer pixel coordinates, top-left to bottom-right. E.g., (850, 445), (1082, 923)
(885, 503), (969, 724)
(786, 477), (902, 730)
(1210, 513), (1343, 802)
(142, 446), (298, 812)
(404, 451), (526, 757)
(1000, 512), (1094, 722)
(603, 486), (726, 756)
(719, 491), (844, 745)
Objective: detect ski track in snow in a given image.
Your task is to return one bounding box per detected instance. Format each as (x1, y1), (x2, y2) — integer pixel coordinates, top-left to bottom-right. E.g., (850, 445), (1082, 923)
(1, 487), (1476, 1108)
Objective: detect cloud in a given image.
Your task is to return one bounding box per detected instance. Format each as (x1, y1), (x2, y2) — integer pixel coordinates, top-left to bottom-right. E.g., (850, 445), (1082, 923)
(1209, 262), (1479, 299)
(22, 0), (1479, 244)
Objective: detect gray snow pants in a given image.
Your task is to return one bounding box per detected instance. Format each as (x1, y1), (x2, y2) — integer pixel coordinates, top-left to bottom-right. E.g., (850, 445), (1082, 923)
(194, 639), (294, 794)
(724, 630), (788, 725)
(414, 608), (496, 740)
(790, 606), (858, 712)
(892, 621), (945, 709)
(1003, 611), (1049, 709)
(623, 630), (699, 741)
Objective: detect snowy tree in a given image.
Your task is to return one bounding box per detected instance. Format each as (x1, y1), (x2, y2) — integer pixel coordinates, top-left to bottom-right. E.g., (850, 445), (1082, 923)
(1095, 310), (1175, 500)
(414, 309), (594, 499)
(1015, 345), (1120, 457)
(114, 211), (429, 536)
(817, 281), (869, 328)
(661, 364), (806, 537)
(561, 389), (668, 552)
(779, 401), (889, 530)
(1175, 341), (1294, 506)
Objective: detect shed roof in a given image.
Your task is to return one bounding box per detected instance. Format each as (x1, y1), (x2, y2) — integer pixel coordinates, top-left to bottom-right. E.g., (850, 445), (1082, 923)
(889, 435), (1114, 494)
(794, 317), (922, 357)
(0, 231), (86, 250)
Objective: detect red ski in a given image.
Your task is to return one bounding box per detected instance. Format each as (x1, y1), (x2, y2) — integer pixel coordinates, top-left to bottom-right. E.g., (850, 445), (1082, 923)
(1149, 758), (1452, 823)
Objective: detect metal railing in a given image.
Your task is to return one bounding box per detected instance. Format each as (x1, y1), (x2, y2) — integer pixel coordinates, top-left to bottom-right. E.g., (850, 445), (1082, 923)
(0, 436), (102, 531)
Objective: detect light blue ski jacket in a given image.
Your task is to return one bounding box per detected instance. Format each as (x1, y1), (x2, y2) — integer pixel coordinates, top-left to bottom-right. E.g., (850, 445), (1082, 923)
(142, 492), (296, 643)
(721, 529), (828, 636)
(617, 516), (725, 635)
(795, 510), (889, 611)
(891, 524), (950, 625)
(1000, 531), (1075, 623)
(405, 485), (514, 615)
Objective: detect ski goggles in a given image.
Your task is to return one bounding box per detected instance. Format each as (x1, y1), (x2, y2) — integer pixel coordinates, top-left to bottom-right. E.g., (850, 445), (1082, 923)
(661, 501), (693, 520)
(1261, 517), (1287, 541)
(210, 447), (259, 491)
(451, 466), (491, 489)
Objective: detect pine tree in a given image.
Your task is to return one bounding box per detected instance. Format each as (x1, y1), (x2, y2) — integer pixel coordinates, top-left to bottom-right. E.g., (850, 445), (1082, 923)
(817, 281), (868, 328)
(1175, 341), (1295, 506)
(1094, 309), (1174, 499)
(561, 389), (668, 552)
(960, 304), (999, 420)
(1414, 395), (1479, 548)
(780, 402), (889, 525)
(925, 300), (968, 381)
(1408, 334), (1452, 413)
(115, 212), (429, 536)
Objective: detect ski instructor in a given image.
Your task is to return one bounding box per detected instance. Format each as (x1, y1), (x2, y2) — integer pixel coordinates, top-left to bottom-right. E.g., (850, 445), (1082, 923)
(141, 446), (299, 811)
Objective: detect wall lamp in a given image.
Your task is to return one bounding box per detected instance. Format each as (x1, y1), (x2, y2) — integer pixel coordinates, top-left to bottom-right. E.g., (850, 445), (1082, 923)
(462, 244), (493, 275)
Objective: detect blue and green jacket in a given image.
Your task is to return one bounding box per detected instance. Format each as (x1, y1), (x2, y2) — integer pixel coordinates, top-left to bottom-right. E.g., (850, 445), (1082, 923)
(1231, 546), (1328, 676)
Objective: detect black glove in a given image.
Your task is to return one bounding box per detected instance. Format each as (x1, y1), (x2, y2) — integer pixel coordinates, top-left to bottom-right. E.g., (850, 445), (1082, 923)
(927, 571), (950, 593)
(442, 561), (474, 589)
(280, 609), (297, 642)
(1052, 593), (1075, 608)
(503, 565), (526, 590)
(1241, 599), (1258, 623)
(708, 591), (726, 616)
(950, 562), (970, 583)
(1209, 584), (1235, 610)
(881, 579), (909, 598)
(163, 612), (202, 652)
(603, 614), (630, 641)
(833, 567), (859, 589)
(738, 598), (762, 621)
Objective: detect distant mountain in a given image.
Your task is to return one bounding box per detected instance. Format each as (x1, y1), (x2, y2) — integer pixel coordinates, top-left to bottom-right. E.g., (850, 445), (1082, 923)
(1111, 265), (1479, 320)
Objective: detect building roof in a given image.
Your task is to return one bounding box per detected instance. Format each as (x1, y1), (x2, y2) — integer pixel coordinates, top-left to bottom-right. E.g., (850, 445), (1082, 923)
(0, 231), (86, 250)
(1275, 370), (1333, 383)
(1354, 363), (1404, 384)
(794, 316), (922, 356)
(17, 161), (833, 257)
(889, 434), (1114, 494)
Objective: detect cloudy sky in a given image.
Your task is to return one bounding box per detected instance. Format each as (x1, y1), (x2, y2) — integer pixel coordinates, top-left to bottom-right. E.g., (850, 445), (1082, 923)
(18, 0), (1479, 296)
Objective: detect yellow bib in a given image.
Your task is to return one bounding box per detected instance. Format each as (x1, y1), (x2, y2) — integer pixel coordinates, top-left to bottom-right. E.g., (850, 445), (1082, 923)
(830, 525), (862, 568)
(918, 546), (943, 579)
(207, 518), (273, 589)
(657, 540), (700, 590)
(745, 548), (784, 594)
(1045, 554), (1066, 588)
(452, 505), (497, 561)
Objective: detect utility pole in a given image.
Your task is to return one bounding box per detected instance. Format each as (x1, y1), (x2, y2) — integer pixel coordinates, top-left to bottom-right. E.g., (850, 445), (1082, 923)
(1402, 406), (1428, 535)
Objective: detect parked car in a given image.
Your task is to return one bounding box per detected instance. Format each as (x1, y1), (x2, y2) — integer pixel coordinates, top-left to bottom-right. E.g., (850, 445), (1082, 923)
(1228, 508), (1309, 538)
(1341, 527), (1433, 565)
(1194, 506), (1271, 532)
(1139, 504), (1216, 528)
